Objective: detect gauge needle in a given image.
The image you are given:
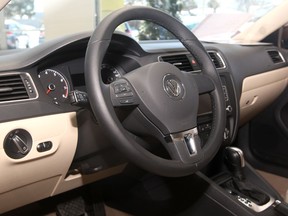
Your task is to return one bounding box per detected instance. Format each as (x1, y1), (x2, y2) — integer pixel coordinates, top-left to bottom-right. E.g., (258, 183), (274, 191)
(46, 89), (51, 94)
(46, 83), (56, 94)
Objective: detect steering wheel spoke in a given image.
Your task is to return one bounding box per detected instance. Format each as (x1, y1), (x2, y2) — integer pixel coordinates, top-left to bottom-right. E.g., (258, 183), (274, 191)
(109, 78), (140, 107)
(165, 128), (203, 164)
(191, 74), (215, 95)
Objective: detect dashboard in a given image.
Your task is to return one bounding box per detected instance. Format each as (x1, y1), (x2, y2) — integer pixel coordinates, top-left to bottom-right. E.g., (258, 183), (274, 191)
(0, 31), (287, 213)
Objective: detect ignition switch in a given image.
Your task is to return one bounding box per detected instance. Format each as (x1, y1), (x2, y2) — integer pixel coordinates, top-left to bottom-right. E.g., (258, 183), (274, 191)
(4, 129), (32, 159)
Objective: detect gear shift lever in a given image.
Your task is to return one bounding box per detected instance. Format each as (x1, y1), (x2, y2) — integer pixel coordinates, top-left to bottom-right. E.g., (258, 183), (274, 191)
(224, 147), (245, 181)
(224, 146), (270, 206)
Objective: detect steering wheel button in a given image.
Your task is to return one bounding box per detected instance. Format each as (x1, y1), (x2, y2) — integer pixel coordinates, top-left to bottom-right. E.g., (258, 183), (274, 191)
(120, 86), (127, 92)
(126, 86), (131, 92)
(116, 92), (134, 98)
(120, 86), (131, 93)
(114, 86), (121, 93)
(120, 98), (134, 104)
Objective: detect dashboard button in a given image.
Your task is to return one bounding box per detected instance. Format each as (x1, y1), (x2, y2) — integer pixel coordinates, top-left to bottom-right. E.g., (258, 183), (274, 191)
(37, 141), (53, 152)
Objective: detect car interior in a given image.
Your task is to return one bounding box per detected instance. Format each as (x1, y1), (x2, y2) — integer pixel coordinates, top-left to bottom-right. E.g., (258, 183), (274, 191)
(2, 1), (288, 216)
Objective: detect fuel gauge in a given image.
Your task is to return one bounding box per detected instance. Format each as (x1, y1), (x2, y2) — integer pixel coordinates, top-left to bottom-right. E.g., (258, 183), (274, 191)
(38, 69), (70, 103)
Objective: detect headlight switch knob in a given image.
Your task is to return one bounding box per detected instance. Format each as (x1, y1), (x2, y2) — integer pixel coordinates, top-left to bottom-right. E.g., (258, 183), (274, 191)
(4, 129), (32, 159)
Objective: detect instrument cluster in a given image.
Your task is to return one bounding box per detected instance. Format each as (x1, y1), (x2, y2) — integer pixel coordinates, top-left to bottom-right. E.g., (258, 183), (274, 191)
(38, 62), (124, 104)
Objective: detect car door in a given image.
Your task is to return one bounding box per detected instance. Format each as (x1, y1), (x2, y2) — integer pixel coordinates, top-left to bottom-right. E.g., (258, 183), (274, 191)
(237, 24), (288, 182)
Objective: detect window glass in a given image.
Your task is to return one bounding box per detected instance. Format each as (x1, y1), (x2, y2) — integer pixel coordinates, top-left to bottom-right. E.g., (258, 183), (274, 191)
(281, 24), (288, 49)
(0, 0), (284, 50)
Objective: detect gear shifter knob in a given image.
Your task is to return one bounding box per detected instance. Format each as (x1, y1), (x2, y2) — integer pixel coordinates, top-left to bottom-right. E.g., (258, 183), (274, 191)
(225, 147), (245, 180)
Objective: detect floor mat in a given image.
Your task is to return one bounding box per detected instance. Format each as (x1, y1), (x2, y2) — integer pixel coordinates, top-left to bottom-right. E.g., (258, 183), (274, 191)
(56, 196), (106, 216)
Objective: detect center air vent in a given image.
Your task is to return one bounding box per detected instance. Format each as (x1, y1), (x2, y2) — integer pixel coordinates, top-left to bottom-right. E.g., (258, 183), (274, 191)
(267, 50), (285, 64)
(208, 51), (225, 69)
(0, 74), (29, 102)
(160, 54), (193, 72)
(160, 51), (225, 71)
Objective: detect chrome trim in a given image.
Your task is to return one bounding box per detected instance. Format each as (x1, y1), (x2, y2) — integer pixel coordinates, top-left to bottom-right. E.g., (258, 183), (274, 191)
(278, 51), (285, 63)
(170, 127), (199, 155)
(164, 78), (182, 97)
(237, 195), (275, 212)
(162, 74), (185, 100)
(207, 50), (227, 69)
(267, 49), (286, 64)
(170, 128), (198, 140)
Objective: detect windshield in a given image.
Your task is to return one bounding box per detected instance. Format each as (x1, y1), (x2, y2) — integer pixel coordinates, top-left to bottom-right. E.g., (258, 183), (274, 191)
(0, 0), (285, 50)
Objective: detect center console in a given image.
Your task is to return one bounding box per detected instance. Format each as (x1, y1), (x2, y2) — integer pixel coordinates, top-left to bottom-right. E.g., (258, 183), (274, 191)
(198, 72), (238, 145)
(214, 147), (276, 213)
(199, 147), (288, 216)
(102, 146), (287, 216)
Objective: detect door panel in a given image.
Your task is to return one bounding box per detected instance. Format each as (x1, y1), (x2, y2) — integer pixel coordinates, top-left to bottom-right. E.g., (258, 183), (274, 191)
(238, 87), (288, 178)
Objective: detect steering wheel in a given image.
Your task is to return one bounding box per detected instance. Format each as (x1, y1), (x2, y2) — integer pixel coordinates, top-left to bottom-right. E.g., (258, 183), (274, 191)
(85, 6), (226, 177)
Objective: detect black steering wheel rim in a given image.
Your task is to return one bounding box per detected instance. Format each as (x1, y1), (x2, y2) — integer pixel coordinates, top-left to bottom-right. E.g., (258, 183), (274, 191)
(85, 6), (226, 177)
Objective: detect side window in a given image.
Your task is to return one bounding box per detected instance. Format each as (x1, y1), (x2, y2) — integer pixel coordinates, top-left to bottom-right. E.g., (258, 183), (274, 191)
(280, 24), (288, 50)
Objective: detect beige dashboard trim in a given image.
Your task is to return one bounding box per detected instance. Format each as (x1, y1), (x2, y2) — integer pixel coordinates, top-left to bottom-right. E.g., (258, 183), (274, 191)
(233, 1), (288, 43)
(52, 164), (127, 196)
(0, 0), (10, 11)
(0, 112), (78, 213)
(0, 112), (126, 214)
(240, 67), (288, 125)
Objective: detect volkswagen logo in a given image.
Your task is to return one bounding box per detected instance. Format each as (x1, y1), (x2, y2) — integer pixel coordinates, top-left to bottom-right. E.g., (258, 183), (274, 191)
(163, 74), (185, 100)
(166, 79), (181, 97)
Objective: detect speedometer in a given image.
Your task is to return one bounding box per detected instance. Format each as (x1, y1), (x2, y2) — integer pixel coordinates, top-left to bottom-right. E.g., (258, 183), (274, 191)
(38, 69), (70, 104)
(101, 64), (121, 84)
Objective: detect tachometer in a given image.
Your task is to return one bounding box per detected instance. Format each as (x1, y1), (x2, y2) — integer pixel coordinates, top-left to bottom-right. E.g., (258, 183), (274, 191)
(38, 69), (70, 104)
(101, 64), (121, 84)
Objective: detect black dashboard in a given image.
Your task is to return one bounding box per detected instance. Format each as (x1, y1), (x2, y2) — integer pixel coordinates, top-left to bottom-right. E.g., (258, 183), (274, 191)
(0, 32), (286, 156)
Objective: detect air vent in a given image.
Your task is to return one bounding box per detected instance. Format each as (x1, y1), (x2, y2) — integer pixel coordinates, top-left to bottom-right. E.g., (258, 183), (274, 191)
(160, 54), (193, 72)
(267, 50), (285, 64)
(0, 74), (29, 102)
(208, 51), (225, 69)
